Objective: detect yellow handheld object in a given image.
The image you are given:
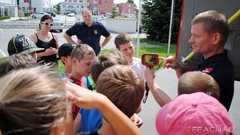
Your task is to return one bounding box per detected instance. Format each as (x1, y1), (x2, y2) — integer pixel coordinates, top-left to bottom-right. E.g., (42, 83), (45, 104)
(181, 52), (195, 65)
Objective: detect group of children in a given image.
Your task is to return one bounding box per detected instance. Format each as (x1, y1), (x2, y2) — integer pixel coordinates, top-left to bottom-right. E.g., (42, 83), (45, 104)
(0, 25), (236, 134)
(57, 32), (145, 134)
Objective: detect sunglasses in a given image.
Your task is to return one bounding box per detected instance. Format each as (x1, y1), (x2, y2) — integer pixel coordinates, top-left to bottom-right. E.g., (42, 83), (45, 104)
(41, 22), (53, 26)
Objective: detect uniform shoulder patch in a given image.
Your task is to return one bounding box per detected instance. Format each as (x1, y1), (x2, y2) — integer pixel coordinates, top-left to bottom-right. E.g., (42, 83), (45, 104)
(202, 67), (214, 73)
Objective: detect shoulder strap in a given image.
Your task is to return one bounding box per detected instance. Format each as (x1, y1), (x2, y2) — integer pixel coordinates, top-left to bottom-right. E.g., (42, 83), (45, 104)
(51, 33), (55, 39)
(35, 33), (39, 40)
(83, 76), (93, 90)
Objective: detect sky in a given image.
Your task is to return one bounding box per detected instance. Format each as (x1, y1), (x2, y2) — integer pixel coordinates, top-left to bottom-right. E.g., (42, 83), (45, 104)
(51, 0), (140, 8)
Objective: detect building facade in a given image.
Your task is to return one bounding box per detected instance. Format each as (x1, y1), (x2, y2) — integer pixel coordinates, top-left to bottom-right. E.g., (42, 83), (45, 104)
(0, 0), (17, 17)
(61, 0), (135, 16)
(60, 0), (87, 15)
(17, 0), (44, 13)
(116, 3), (135, 16)
(0, 0), (135, 17)
(88, 0), (113, 15)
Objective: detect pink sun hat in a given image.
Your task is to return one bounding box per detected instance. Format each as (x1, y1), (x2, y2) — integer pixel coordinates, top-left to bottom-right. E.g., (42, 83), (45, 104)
(156, 92), (235, 135)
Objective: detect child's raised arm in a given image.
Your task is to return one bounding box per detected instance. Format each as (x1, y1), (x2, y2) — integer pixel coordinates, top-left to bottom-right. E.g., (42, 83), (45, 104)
(65, 79), (143, 135)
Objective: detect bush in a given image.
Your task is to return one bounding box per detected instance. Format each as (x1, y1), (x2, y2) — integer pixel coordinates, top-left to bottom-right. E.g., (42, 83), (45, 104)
(0, 16), (10, 20)
(24, 12), (30, 17)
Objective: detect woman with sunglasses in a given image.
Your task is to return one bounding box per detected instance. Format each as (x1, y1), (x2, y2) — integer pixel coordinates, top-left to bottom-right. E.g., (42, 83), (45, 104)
(30, 15), (60, 65)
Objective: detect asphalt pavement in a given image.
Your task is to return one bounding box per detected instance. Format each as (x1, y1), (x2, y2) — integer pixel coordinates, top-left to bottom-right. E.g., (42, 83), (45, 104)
(0, 18), (239, 134)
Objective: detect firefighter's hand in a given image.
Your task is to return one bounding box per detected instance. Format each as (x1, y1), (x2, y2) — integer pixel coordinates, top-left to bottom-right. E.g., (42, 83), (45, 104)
(163, 56), (180, 69)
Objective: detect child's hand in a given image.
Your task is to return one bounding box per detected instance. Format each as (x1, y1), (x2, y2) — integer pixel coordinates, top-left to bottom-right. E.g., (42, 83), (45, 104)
(131, 113), (143, 128)
(144, 66), (155, 82)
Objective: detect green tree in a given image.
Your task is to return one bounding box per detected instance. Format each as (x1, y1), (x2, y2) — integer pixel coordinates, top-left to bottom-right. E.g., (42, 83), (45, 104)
(141, 0), (182, 44)
(110, 6), (118, 18)
(127, 0), (134, 4)
(53, 3), (60, 14)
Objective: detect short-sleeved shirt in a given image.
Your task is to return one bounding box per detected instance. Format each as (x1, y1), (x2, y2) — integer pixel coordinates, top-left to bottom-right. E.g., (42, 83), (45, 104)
(196, 50), (234, 111)
(79, 108), (102, 132)
(131, 57), (145, 80)
(65, 21), (111, 55)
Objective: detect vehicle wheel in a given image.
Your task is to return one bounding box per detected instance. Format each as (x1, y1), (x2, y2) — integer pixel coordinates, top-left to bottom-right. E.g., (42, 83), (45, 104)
(32, 15), (36, 19)
(59, 30), (63, 32)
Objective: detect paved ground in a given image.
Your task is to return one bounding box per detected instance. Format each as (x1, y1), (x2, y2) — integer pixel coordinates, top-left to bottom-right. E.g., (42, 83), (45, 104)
(139, 68), (240, 135)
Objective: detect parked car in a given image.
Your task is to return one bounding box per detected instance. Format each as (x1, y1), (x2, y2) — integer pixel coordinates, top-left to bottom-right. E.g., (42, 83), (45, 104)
(47, 12), (56, 17)
(51, 18), (64, 32)
(39, 18), (64, 33)
(67, 12), (75, 17)
(31, 12), (49, 19)
(100, 14), (107, 19)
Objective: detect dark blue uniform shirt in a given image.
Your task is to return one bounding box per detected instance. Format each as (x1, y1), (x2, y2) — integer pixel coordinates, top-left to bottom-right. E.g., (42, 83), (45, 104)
(65, 21), (110, 55)
(196, 50), (234, 111)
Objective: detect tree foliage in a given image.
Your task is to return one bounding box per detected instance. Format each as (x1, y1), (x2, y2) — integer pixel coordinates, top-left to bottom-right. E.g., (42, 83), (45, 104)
(53, 3), (60, 14)
(110, 6), (118, 18)
(127, 0), (134, 4)
(141, 0), (182, 43)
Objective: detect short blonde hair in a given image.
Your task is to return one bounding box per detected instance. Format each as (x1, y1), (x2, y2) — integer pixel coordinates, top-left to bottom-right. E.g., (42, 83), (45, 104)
(0, 67), (71, 135)
(91, 50), (128, 83)
(97, 65), (144, 117)
(192, 10), (229, 46)
(71, 44), (96, 61)
(178, 71), (220, 99)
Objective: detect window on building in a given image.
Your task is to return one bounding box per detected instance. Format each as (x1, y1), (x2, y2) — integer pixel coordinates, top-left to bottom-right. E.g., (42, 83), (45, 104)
(69, 0), (72, 2)
(93, 0), (98, 4)
(77, 6), (79, 8)
(80, 0), (83, 2)
(74, 0), (77, 2)
(82, 6), (84, 8)
(24, 0), (28, 3)
(105, 0), (108, 4)
(100, 6), (103, 9)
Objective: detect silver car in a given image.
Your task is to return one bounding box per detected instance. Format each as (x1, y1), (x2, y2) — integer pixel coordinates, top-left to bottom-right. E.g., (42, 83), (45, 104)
(31, 12), (49, 19)
(67, 12), (75, 17)
(51, 18), (64, 32)
(39, 18), (64, 33)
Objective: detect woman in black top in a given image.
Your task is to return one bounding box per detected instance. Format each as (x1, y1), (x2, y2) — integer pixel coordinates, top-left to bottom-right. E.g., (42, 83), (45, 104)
(30, 15), (60, 65)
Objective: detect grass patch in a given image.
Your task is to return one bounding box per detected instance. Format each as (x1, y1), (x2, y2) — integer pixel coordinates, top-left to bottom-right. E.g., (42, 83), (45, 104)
(132, 37), (162, 45)
(0, 57), (7, 63)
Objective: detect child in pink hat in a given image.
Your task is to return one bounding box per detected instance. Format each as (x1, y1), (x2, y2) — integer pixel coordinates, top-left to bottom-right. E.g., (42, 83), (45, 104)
(156, 92), (235, 135)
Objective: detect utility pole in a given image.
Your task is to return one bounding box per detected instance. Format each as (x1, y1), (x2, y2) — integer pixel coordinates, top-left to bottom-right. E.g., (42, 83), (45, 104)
(49, 0), (52, 12)
(84, 0), (87, 9)
(136, 0), (141, 58)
